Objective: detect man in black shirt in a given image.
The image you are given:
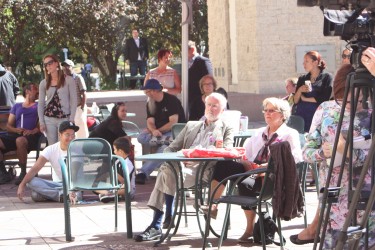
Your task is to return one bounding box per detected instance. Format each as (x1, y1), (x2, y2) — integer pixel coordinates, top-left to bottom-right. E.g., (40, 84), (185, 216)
(136, 79), (186, 184)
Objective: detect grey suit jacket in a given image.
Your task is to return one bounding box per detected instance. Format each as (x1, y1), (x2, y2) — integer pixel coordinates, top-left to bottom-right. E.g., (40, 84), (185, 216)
(164, 120), (234, 153)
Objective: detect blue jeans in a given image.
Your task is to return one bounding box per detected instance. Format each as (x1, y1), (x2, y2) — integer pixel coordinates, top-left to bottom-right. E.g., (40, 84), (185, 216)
(130, 61), (147, 89)
(44, 116), (69, 145)
(27, 177), (63, 202)
(137, 131), (171, 177)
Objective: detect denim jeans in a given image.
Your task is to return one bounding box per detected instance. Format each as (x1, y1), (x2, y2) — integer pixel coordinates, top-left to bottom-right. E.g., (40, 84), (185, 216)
(44, 116), (69, 145)
(137, 131), (171, 177)
(27, 177), (63, 202)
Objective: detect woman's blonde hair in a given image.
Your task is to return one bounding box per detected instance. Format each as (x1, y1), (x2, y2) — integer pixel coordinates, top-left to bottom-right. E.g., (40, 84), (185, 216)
(199, 75), (217, 94)
(262, 97), (291, 123)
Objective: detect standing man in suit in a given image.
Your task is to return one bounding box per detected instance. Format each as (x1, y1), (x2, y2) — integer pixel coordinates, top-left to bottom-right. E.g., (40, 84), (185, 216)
(124, 28), (149, 89)
(188, 41), (213, 115)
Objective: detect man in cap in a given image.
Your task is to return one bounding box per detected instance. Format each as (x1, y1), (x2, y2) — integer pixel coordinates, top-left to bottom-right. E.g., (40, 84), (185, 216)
(136, 79), (186, 184)
(17, 121), (80, 202)
(62, 59), (88, 138)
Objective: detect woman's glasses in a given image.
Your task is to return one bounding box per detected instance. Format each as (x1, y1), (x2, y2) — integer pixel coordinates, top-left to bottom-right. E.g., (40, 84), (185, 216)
(262, 109), (280, 114)
(43, 60), (55, 67)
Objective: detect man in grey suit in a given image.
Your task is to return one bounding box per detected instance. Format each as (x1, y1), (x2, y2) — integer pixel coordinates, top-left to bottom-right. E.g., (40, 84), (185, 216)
(124, 28), (149, 89)
(134, 92), (234, 242)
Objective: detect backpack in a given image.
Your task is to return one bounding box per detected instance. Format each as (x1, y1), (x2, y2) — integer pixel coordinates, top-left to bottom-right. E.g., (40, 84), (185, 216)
(253, 212), (286, 246)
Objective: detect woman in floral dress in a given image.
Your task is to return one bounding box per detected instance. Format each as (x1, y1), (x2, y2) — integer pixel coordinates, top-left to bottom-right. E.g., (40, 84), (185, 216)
(290, 64), (375, 249)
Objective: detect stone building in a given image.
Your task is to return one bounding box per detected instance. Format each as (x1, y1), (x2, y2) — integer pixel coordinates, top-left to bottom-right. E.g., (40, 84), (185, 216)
(207, 0), (344, 121)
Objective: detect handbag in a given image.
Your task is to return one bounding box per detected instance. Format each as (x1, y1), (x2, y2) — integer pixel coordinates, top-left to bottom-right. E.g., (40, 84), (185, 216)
(253, 212), (286, 246)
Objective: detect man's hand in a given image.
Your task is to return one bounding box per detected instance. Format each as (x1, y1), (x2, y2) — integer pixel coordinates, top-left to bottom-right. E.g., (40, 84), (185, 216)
(17, 184), (26, 201)
(69, 192), (77, 205)
(13, 128), (24, 135)
(152, 129), (162, 137)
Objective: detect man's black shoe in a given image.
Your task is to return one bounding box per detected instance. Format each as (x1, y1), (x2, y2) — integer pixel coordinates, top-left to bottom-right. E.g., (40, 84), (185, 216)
(134, 226), (162, 242)
(135, 173), (146, 185)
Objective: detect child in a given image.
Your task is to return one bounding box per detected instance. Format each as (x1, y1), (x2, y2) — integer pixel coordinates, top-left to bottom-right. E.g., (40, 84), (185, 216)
(98, 137), (136, 203)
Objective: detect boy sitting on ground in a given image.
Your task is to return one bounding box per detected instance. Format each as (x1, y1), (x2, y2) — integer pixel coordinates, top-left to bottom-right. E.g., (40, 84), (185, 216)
(97, 137), (136, 202)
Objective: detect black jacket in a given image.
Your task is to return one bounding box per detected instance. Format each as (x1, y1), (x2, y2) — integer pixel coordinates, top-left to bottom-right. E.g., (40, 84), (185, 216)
(124, 37), (149, 62)
(188, 55), (212, 108)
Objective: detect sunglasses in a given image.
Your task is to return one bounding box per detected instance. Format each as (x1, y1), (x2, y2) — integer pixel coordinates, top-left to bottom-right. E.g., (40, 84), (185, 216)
(342, 54), (351, 59)
(43, 59), (55, 67)
(262, 109), (280, 114)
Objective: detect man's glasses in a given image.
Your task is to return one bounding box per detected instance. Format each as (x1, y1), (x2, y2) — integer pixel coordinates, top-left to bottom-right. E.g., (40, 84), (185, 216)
(342, 54), (351, 59)
(43, 60), (55, 67)
(262, 109), (280, 114)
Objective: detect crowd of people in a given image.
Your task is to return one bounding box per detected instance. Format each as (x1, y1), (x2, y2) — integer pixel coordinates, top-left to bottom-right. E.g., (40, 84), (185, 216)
(1, 27), (375, 249)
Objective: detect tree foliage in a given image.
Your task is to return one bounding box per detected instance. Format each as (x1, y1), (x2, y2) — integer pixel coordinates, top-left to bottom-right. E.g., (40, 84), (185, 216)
(0, 0), (208, 89)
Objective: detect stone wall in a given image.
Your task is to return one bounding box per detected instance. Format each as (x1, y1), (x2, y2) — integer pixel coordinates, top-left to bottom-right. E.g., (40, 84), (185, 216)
(207, 0), (344, 95)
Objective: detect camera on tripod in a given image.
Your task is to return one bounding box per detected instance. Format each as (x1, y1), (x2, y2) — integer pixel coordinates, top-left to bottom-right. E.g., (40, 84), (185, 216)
(298, 0), (375, 69)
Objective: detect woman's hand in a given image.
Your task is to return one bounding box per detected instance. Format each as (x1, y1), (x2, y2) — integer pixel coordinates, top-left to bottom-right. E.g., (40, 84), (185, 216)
(298, 84), (310, 93)
(362, 47), (375, 76)
(40, 124), (46, 133)
(337, 133), (350, 158)
(322, 141), (333, 158)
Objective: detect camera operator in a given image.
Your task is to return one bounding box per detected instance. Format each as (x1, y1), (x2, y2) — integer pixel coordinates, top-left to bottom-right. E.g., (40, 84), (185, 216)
(361, 47), (375, 74)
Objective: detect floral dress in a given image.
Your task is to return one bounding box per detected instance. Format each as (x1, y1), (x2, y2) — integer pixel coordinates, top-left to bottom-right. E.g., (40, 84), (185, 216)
(303, 100), (374, 249)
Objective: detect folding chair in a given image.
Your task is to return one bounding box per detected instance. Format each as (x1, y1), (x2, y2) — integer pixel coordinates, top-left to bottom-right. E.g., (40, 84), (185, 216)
(59, 138), (132, 241)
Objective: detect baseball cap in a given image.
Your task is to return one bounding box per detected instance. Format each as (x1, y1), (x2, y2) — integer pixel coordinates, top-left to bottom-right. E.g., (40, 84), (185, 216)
(61, 59), (74, 67)
(59, 121), (79, 133)
(141, 79), (163, 90)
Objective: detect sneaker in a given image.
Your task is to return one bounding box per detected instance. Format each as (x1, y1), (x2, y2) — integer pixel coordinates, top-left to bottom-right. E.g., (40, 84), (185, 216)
(0, 172), (12, 184)
(162, 216), (175, 229)
(99, 191), (116, 203)
(14, 172), (26, 185)
(31, 191), (47, 202)
(135, 173), (146, 185)
(134, 226), (162, 242)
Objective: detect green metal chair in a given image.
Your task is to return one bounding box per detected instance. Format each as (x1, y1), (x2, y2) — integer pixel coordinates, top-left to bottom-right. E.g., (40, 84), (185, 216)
(202, 142), (299, 249)
(59, 138), (133, 241)
(287, 115), (305, 134)
(171, 123), (186, 139)
(122, 121), (140, 137)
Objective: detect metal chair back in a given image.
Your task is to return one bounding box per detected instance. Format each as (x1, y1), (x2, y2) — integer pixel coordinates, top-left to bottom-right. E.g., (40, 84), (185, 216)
(172, 123), (186, 139)
(287, 115), (305, 134)
(59, 138), (133, 241)
(122, 121), (140, 137)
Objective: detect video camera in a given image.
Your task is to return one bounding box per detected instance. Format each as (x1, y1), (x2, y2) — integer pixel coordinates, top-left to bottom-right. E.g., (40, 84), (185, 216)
(298, 0), (375, 69)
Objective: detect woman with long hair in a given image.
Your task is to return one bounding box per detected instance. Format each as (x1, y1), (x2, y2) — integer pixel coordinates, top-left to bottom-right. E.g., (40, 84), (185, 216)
(38, 54), (77, 145)
(293, 51), (333, 132)
(89, 102), (128, 147)
(144, 49), (181, 95)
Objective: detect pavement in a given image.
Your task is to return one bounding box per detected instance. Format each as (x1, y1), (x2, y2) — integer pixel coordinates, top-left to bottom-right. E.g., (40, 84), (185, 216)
(0, 123), (322, 250)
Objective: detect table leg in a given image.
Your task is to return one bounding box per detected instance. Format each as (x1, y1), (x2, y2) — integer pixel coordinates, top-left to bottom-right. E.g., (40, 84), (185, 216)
(153, 161), (184, 247)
